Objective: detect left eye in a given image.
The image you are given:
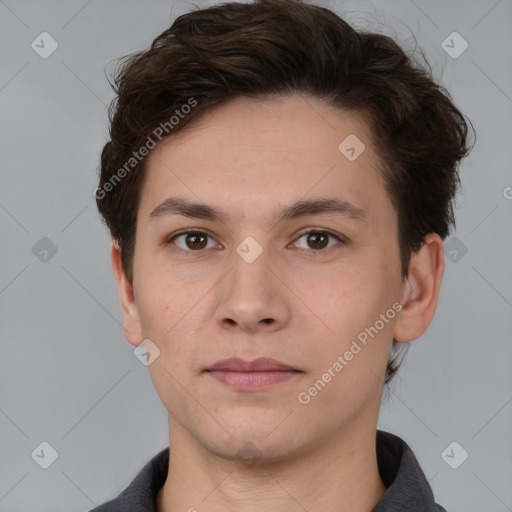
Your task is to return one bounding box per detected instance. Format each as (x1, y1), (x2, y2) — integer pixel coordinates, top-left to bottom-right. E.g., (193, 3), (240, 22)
(292, 230), (342, 251)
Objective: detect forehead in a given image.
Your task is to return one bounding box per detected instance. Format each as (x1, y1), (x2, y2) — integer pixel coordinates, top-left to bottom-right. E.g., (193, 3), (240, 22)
(138, 94), (393, 228)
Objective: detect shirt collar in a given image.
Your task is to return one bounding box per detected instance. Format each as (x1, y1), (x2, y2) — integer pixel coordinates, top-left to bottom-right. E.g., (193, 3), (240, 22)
(372, 430), (447, 512)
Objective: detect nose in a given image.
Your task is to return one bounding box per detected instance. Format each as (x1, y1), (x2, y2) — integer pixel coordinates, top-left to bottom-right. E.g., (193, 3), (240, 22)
(215, 250), (291, 334)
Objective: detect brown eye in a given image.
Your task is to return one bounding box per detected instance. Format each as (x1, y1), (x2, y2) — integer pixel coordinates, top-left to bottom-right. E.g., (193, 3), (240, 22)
(184, 233), (208, 250)
(306, 232), (329, 249)
(169, 230), (216, 252)
(293, 229), (342, 251)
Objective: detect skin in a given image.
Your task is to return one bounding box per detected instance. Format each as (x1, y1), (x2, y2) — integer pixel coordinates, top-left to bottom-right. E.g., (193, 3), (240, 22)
(111, 94), (444, 512)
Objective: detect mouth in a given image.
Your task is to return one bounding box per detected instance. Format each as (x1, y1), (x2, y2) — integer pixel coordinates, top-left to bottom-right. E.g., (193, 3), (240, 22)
(204, 357), (304, 391)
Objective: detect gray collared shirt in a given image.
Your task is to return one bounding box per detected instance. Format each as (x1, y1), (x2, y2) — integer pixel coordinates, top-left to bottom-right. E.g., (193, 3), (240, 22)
(90, 430), (447, 511)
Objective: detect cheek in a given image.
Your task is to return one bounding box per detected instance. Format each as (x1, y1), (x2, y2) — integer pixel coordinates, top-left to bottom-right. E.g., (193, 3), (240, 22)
(309, 254), (400, 362)
(136, 283), (171, 337)
(135, 271), (211, 367)
(313, 266), (379, 323)
(135, 250), (189, 330)
(141, 283), (202, 412)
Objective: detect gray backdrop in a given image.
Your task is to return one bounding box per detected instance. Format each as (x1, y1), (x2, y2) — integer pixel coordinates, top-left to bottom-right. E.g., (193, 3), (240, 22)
(1, 0), (511, 510)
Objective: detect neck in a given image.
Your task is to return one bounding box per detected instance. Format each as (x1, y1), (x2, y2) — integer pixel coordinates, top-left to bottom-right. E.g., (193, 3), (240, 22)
(156, 418), (386, 512)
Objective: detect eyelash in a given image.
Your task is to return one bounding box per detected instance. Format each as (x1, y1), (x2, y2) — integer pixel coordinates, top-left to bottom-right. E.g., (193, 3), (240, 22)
(165, 228), (346, 255)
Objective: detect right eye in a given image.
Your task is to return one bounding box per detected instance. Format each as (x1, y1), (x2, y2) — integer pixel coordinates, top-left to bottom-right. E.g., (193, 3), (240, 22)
(166, 230), (220, 253)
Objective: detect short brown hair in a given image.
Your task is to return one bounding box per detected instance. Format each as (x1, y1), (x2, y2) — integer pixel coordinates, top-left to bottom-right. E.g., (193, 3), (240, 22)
(96, 0), (474, 385)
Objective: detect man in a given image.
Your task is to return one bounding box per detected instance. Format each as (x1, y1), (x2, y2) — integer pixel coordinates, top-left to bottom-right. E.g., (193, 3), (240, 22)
(92, 0), (473, 510)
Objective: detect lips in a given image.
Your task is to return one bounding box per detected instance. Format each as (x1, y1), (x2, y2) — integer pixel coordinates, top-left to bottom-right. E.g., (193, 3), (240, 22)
(204, 357), (303, 391)
(205, 357), (299, 372)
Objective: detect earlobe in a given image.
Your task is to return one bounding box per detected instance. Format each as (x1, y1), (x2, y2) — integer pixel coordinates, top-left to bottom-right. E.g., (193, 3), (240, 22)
(393, 234), (445, 343)
(111, 241), (143, 347)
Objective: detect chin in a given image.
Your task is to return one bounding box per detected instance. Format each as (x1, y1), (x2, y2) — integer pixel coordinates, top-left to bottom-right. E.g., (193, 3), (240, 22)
(206, 434), (300, 467)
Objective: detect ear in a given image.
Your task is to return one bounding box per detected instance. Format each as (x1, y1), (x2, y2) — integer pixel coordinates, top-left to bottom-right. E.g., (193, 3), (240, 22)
(393, 233), (445, 343)
(111, 241), (143, 347)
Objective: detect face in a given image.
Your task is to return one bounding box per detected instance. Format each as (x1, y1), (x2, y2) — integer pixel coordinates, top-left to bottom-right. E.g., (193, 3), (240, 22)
(118, 94), (413, 462)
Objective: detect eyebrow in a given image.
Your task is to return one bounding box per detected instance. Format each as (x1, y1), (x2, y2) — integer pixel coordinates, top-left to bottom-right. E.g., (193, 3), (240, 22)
(148, 196), (366, 224)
